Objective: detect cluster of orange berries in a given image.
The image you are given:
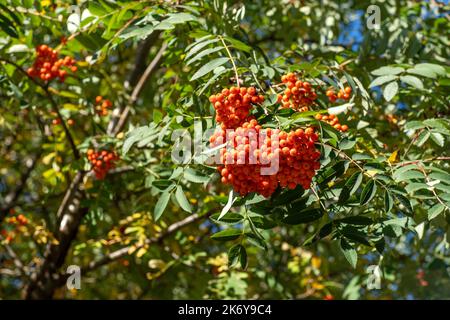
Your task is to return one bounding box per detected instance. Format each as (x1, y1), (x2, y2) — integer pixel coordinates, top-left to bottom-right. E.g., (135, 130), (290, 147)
(87, 149), (119, 179)
(95, 96), (113, 116)
(326, 87), (352, 103)
(315, 113), (348, 132)
(27, 45), (77, 82)
(209, 84), (321, 198)
(277, 73), (317, 112)
(1, 210), (28, 243)
(209, 86), (264, 129)
(210, 123), (320, 197)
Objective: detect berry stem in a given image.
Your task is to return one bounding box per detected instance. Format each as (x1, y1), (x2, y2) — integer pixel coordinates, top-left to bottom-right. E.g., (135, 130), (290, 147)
(219, 36), (240, 88)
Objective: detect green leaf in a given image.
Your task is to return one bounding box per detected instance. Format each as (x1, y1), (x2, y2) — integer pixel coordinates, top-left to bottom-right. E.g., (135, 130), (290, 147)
(371, 66), (404, 76)
(428, 203), (445, 220)
(414, 63), (446, 76)
(239, 246), (248, 269)
(342, 227), (371, 246)
(246, 233), (267, 250)
(405, 183), (428, 193)
(394, 170), (424, 181)
(154, 190), (171, 221)
(88, 2), (108, 16)
(190, 57), (229, 81)
(210, 213), (244, 225)
(317, 161), (348, 187)
(340, 216), (373, 226)
(165, 12), (197, 24)
(360, 180), (377, 205)
(224, 36), (252, 53)
(352, 153), (372, 161)
(184, 168), (209, 183)
(282, 209), (323, 225)
(0, 16), (19, 38)
(369, 75), (397, 88)
(339, 138), (357, 150)
(405, 121), (425, 131)
(423, 119), (450, 135)
(228, 243), (248, 269)
(185, 46), (224, 65)
(152, 179), (173, 189)
(211, 228), (242, 241)
(407, 66), (437, 78)
(185, 38), (219, 59)
(383, 81), (398, 102)
(318, 222), (333, 238)
(175, 186), (192, 213)
(416, 130), (430, 147)
(400, 75), (424, 89)
(119, 24), (154, 41)
(0, 4), (21, 26)
(395, 193), (413, 213)
(340, 238), (357, 268)
(228, 244), (241, 267)
(430, 132), (445, 147)
(338, 172), (363, 204)
(429, 172), (450, 184)
(384, 190), (394, 213)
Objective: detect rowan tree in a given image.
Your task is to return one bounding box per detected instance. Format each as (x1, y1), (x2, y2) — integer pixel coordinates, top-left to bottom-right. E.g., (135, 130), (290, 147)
(0, 0), (449, 300)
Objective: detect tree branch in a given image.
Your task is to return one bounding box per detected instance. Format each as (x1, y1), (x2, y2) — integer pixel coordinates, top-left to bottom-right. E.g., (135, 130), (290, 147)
(110, 41), (168, 136)
(23, 36), (167, 299)
(0, 58), (79, 159)
(81, 211), (213, 274)
(2, 241), (29, 280)
(0, 152), (41, 223)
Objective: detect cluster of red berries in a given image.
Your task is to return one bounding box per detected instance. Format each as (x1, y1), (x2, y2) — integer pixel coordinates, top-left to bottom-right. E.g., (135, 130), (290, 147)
(1, 210), (28, 243)
(210, 123), (320, 197)
(27, 45), (77, 82)
(277, 73), (317, 112)
(209, 86), (264, 129)
(326, 87), (352, 103)
(87, 149), (119, 179)
(416, 269), (429, 287)
(209, 84), (321, 197)
(95, 96), (113, 116)
(315, 113), (348, 132)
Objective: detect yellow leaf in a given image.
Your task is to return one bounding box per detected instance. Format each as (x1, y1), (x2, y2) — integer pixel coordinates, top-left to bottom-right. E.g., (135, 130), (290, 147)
(366, 170), (378, 177)
(148, 259), (165, 270)
(42, 152), (55, 165)
(136, 247), (147, 258)
(388, 150), (398, 164)
(41, 0), (51, 6)
(83, 175), (94, 190)
(312, 282), (325, 290)
(311, 256), (322, 269)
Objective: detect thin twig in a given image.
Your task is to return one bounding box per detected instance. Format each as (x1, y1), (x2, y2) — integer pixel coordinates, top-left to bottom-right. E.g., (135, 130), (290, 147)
(219, 36), (240, 87)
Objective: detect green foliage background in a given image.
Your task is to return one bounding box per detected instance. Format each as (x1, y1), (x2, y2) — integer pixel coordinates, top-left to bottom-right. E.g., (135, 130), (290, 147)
(0, 0), (449, 299)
